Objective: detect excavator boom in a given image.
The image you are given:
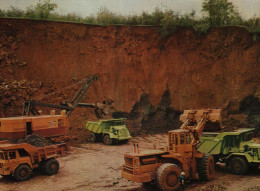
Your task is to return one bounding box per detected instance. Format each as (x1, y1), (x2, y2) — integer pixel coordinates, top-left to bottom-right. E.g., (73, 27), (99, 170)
(22, 74), (100, 117)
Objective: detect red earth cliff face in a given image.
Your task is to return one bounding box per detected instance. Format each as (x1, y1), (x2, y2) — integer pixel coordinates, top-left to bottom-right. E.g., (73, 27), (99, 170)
(0, 18), (259, 113)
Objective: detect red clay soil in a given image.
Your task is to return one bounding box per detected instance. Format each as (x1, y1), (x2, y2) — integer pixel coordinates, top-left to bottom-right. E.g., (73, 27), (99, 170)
(0, 18), (259, 111)
(0, 18), (259, 143)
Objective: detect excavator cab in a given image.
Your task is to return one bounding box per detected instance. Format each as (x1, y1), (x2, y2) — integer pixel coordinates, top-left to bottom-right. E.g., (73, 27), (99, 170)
(168, 129), (193, 153)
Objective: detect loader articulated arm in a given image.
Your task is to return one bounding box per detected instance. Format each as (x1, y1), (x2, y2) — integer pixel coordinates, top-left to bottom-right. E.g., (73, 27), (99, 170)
(179, 109), (221, 144)
(22, 74), (101, 117)
(193, 112), (211, 137)
(191, 111), (210, 144)
(180, 111), (197, 129)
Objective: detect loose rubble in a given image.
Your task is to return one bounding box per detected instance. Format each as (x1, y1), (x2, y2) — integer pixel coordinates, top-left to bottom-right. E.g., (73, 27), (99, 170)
(17, 134), (52, 147)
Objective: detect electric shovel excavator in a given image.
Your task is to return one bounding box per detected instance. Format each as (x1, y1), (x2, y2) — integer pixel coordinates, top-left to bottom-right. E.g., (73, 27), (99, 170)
(22, 74), (114, 118)
(121, 109), (221, 191)
(0, 74), (115, 140)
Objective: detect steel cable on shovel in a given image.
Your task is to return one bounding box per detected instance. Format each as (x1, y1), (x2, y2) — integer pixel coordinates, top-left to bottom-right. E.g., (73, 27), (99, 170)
(36, 79), (86, 102)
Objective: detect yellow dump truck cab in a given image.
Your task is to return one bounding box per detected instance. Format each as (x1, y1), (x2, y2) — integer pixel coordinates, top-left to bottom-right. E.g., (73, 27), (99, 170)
(0, 149), (32, 176)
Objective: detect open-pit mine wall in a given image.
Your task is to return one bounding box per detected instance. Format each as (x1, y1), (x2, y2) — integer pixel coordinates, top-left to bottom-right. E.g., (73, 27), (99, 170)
(0, 18), (259, 118)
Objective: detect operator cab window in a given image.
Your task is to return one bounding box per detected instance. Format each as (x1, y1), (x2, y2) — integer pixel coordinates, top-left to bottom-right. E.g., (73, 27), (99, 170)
(58, 119), (62, 127)
(180, 134), (185, 144)
(18, 149), (29, 157)
(9, 151), (16, 159)
(186, 133), (191, 144)
(171, 134), (175, 145)
(175, 134), (179, 145)
(0, 152), (5, 160)
(4, 152), (8, 160)
(116, 121), (124, 125)
(244, 133), (253, 141)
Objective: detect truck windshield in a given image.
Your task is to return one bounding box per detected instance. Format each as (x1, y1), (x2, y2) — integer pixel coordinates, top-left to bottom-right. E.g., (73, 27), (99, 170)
(244, 133), (253, 141)
(0, 152), (7, 160)
(114, 121), (124, 126)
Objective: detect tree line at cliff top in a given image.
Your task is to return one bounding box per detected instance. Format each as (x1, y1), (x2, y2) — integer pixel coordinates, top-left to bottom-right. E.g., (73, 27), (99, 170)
(0, 0), (259, 38)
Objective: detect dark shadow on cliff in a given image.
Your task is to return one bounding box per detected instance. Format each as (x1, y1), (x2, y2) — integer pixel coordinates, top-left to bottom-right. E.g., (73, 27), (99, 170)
(221, 95), (260, 134)
(240, 95), (260, 132)
(113, 90), (182, 136)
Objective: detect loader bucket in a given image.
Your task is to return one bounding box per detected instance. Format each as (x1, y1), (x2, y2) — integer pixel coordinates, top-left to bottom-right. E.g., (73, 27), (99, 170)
(180, 109), (222, 131)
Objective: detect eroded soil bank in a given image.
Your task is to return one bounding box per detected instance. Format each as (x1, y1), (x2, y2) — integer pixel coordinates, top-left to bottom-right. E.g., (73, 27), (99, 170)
(0, 18), (259, 139)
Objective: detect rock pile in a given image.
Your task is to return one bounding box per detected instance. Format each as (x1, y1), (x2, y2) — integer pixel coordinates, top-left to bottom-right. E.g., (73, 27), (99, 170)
(17, 134), (52, 147)
(0, 78), (41, 116)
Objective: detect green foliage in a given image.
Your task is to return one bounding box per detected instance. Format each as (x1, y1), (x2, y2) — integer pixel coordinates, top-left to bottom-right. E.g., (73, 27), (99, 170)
(159, 10), (179, 38)
(0, 0), (259, 38)
(202, 0), (242, 26)
(96, 7), (126, 25)
(243, 17), (260, 33)
(25, 7), (37, 18)
(193, 18), (211, 34)
(34, 0), (57, 19)
(0, 9), (5, 17)
(6, 6), (24, 17)
(0, 0), (57, 19)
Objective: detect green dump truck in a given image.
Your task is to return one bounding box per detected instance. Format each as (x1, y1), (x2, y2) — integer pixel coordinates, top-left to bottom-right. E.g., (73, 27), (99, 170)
(85, 118), (131, 145)
(198, 128), (260, 175)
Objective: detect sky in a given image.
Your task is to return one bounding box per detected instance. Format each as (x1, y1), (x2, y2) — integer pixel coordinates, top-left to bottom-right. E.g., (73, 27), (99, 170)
(0, 0), (259, 19)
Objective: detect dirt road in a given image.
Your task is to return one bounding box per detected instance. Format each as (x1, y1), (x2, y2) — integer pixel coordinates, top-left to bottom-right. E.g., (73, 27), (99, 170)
(0, 134), (260, 191)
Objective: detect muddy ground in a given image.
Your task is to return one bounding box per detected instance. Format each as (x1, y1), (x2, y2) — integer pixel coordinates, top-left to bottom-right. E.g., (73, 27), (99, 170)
(0, 134), (260, 191)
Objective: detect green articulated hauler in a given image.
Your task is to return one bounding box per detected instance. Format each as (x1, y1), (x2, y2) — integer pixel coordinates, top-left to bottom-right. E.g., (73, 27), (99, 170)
(198, 128), (260, 175)
(85, 118), (131, 145)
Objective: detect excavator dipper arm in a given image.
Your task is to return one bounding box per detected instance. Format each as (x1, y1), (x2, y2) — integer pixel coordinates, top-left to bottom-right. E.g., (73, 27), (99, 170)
(22, 74), (100, 117)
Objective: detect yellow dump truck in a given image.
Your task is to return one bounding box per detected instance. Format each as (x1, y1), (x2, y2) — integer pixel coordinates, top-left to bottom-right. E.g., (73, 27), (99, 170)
(0, 140), (69, 181)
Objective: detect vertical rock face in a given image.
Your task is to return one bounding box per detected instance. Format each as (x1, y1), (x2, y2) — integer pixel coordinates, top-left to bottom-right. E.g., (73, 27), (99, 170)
(0, 18), (259, 114)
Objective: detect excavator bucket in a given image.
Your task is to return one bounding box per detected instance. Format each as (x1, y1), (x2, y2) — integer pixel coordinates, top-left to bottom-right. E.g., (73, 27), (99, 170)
(180, 109), (222, 131)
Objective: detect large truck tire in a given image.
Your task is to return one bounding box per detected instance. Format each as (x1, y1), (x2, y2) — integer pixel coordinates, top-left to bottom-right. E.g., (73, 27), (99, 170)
(228, 157), (248, 175)
(89, 132), (97, 142)
(103, 135), (113, 145)
(156, 163), (181, 191)
(13, 164), (32, 181)
(197, 154), (214, 181)
(44, 158), (60, 175)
